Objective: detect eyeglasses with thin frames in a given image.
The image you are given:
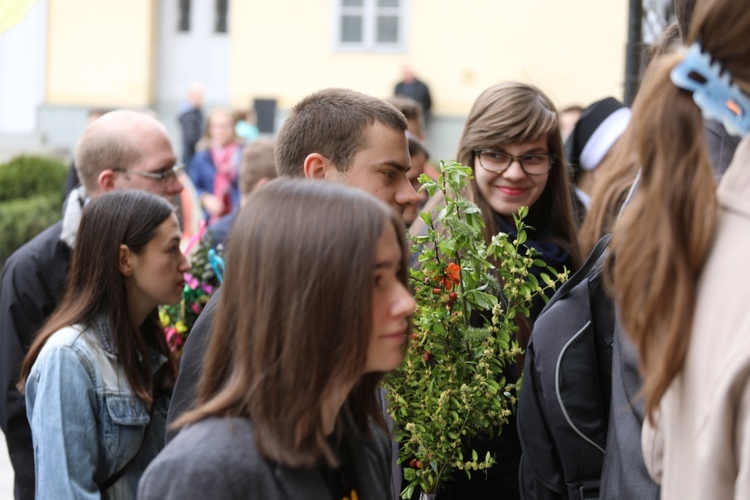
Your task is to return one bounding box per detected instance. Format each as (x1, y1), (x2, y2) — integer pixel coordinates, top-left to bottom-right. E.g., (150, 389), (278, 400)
(474, 149), (555, 176)
(113, 164), (185, 183)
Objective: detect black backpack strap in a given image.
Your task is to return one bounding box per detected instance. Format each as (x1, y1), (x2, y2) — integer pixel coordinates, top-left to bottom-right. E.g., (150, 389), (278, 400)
(97, 452), (139, 492)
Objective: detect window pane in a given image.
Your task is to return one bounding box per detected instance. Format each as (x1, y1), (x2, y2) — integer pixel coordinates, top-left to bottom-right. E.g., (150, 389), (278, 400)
(376, 15), (399, 43)
(342, 0), (363, 6)
(341, 15), (363, 42)
(378, 0), (399, 7)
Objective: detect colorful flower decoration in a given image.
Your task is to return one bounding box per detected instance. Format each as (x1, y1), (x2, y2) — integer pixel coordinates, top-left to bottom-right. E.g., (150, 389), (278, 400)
(160, 222), (223, 358)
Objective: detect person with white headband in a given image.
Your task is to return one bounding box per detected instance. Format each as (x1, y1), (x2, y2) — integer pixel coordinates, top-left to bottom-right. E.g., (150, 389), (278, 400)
(565, 97), (631, 221)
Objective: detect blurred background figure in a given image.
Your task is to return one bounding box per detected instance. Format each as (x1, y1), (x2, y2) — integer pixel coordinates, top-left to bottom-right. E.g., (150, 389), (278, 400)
(386, 94), (438, 183)
(178, 83), (205, 169)
(565, 97), (631, 222)
(402, 131), (430, 228)
(207, 137), (276, 249)
(189, 108), (241, 224)
(386, 95), (426, 140)
(559, 105), (583, 143)
(233, 106), (260, 144)
(394, 64), (432, 120)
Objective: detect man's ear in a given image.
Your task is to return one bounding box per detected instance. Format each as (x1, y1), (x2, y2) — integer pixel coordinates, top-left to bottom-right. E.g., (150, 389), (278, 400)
(303, 153), (335, 180)
(119, 244), (135, 277)
(98, 169), (117, 193)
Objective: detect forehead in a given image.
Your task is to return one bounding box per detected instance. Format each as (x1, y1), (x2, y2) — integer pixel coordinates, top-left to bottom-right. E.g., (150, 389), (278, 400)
(129, 126), (176, 171)
(151, 214), (180, 241)
(376, 222), (402, 262)
(349, 123), (409, 169)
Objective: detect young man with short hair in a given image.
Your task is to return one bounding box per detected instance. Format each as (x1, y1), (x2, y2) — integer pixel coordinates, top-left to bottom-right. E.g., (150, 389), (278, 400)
(167, 88), (418, 434)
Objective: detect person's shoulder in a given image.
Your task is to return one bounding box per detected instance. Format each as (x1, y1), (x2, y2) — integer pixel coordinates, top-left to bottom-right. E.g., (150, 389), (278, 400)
(1, 220), (65, 284)
(160, 417), (259, 469)
(140, 417), (265, 499)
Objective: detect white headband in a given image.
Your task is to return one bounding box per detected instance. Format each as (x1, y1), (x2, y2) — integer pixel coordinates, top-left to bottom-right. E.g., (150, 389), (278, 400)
(579, 107), (631, 171)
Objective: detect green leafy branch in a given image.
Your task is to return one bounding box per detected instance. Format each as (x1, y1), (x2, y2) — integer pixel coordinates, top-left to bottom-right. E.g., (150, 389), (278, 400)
(385, 160), (567, 498)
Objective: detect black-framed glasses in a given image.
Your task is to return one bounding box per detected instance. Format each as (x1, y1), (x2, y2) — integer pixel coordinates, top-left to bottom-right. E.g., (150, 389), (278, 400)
(113, 164), (184, 183)
(474, 149), (555, 176)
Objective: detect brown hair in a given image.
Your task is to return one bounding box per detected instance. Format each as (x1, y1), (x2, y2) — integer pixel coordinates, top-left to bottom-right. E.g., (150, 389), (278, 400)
(612, 0), (750, 420)
(578, 122), (638, 256)
(386, 94), (426, 138)
(196, 108), (238, 151)
(176, 178), (410, 467)
(239, 138), (276, 195)
(456, 82), (582, 270)
(580, 21), (682, 256)
(674, 0), (696, 43)
(19, 190), (177, 404)
(275, 88), (407, 176)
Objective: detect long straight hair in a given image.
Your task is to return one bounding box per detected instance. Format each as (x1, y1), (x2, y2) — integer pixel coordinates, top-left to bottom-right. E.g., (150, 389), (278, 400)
(456, 82), (582, 271)
(176, 179), (410, 468)
(19, 190), (177, 404)
(612, 0), (750, 420)
(580, 21), (682, 257)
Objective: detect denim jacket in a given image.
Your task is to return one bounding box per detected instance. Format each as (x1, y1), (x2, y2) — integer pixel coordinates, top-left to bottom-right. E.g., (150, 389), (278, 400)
(25, 315), (170, 500)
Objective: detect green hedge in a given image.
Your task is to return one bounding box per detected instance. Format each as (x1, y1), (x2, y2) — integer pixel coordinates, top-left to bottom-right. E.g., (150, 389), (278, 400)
(0, 155), (67, 202)
(0, 156), (67, 267)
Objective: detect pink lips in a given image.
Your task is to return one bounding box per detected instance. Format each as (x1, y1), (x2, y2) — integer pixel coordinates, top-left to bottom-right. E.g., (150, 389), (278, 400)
(497, 186), (529, 197)
(382, 331), (406, 342)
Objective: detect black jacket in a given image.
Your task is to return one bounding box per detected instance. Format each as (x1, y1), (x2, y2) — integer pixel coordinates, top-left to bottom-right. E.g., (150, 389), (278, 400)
(0, 188), (83, 499)
(165, 287), (222, 442)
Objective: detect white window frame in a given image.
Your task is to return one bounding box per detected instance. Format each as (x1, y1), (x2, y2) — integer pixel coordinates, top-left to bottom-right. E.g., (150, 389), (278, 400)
(332, 0), (409, 53)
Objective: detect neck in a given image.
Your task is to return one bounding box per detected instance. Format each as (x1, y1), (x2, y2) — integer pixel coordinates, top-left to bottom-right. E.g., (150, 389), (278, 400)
(321, 380), (356, 436)
(126, 281), (154, 328)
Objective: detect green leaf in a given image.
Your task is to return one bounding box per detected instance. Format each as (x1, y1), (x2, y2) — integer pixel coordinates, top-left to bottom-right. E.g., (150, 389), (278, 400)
(517, 230), (527, 245)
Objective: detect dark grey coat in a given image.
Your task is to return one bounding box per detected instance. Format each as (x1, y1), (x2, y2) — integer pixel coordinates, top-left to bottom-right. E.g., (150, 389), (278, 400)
(139, 417), (394, 500)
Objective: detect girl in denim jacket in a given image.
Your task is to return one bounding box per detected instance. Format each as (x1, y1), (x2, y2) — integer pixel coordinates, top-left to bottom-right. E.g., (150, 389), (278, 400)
(18, 190), (190, 499)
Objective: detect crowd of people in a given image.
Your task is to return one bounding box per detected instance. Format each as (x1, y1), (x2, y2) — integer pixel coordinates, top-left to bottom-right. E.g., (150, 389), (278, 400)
(1, 0), (749, 498)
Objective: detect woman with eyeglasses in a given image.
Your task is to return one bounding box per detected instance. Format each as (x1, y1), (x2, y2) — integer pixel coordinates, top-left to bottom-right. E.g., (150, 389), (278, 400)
(18, 190), (190, 499)
(416, 82), (581, 499)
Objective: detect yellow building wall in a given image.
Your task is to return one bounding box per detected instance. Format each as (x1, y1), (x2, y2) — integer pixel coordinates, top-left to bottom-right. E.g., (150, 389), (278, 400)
(46, 0), (155, 107)
(230, 0), (628, 114)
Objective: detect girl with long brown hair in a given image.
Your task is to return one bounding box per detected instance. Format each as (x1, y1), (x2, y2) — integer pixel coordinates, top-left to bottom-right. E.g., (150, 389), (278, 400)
(611, 0), (750, 496)
(138, 179), (416, 499)
(415, 82), (581, 499)
(19, 190), (189, 499)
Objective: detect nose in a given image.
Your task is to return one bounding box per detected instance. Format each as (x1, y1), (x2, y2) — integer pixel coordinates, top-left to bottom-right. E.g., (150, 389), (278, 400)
(177, 250), (190, 272)
(165, 172), (184, 196)
(392, 282), (417, 318)
(502, 159), (527, 181)
(395, 174), (420, 209)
